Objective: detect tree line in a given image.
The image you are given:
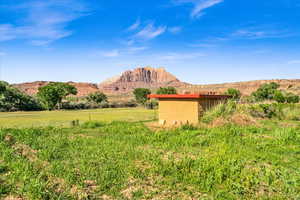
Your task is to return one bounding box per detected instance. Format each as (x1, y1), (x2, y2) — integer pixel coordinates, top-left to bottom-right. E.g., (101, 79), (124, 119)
(0, 81), (299, 112)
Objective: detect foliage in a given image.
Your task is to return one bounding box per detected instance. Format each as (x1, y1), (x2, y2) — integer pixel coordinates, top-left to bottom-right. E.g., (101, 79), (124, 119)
(249, 103), (284, 119)
(37, 82), (77, 110)
(0, 81), (42, 112)
(133, 88), (151, 105)
(251, 82), (280, 101)
(156, 87), (177, 95)
(201, 100), (237, 123)
(285, 92), (300, 103)
(225, 88), (241, 100)
(273, 90), (286, 103)
(81, 121), (104, 128)
(86, 92), (108, 104)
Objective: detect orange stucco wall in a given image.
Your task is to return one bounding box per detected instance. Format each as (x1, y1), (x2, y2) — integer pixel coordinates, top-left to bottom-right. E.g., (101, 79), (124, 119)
(158, 98), (226, 125)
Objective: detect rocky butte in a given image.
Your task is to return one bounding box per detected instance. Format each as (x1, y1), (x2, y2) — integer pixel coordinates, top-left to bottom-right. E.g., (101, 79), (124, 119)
(98, 67), (188, 93)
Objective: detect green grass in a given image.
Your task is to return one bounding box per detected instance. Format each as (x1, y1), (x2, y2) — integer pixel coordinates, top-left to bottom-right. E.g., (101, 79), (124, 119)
(1, 120), (300, 199)
(0, 108), (157, 128)
(1, 106), (300, 199)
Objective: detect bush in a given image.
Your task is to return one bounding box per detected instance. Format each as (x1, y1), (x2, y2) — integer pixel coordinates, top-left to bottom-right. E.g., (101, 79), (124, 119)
(156, 87), (177, 95)
(285, 93), (299, 103)
(251, 82), (280, 101)
(87, 92), (108, 104)
(225, 88), (241, 101)
(81, 121), (104, 128)
(201, 100), (237, 123)
(249, 103), (284, 119)
(274, 90), (286, 103)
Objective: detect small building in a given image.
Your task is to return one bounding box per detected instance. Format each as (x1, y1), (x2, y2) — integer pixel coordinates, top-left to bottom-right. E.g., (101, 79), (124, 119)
(148, 94), (231, 125)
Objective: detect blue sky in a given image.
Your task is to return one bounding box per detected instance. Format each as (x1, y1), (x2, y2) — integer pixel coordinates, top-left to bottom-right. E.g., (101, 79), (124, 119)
(0, 0), (300, 84)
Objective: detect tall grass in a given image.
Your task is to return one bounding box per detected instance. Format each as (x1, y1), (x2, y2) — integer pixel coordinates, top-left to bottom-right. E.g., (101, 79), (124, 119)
(1, 120), (300, 199)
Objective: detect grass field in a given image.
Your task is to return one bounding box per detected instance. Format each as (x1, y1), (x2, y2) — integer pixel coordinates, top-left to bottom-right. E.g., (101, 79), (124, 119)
(0, 108), (157, 128)
(1, 106), (300, 199)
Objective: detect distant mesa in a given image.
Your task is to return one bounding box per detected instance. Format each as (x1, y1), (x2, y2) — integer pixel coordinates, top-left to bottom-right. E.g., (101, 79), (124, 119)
(98, 67), (188, 93)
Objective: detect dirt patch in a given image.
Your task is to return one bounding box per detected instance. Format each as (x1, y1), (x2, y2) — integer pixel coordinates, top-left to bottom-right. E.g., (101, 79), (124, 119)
(12, 143), (38, 162)
(210, 113), (257, 127)
(3, 196), (24, 200)
(4, 135), (15, 144)
(230, 113), (257, 126)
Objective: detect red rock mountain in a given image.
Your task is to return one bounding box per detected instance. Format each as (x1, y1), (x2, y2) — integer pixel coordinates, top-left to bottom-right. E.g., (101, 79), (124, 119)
(98, 67), (188, 93)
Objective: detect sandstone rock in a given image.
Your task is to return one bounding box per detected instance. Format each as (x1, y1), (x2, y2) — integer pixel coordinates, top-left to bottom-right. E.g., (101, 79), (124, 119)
(98, 67), (188, 93)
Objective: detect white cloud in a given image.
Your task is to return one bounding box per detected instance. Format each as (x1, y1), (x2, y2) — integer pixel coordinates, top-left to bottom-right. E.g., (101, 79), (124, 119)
(0, 52), (6, 56)
(101, 49), (120, 57)
(174, 0), (223, 18)
(127, 19), (140, 31)
(134, 23), (167, 40)
(168, 26), (182, 34)
(0, 0), (88, 45)
(231, 28), (293, 39)
(288, 60), (300, 64)
(126, 46), (148, 53)
(159, 52), (205, 61)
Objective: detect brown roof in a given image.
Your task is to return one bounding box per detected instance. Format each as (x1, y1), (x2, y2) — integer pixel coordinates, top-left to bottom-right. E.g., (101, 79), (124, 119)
(148, 94), (231, 99)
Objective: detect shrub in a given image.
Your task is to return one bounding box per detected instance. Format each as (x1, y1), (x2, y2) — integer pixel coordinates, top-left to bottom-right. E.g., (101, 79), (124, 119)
(81, 121), (104, 128)
(156, 87), (177, 95)
(87, 92), (108, 104)
(274, 90), (286, 103)
(251, 82), (280, 101)
(285, 93), (299, 103)
(249, 103), (284, 119)
(201, 100), (237, 123)
(225, 88), (241, 101)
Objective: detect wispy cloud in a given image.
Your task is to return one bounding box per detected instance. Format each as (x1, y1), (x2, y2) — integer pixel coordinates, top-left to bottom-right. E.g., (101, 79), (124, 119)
(0, 0), (89, 45)
(101, 49), (120, 58)
(134, 23), (167, 40)
(174, 0), (223, 18)
(0, 51), (6, 56)
(159, 52), (205, 61)
(168, 26), (182, 34)
(127, 19), (140, 31)
(288, 60), (300, 64)
(231, 28), (294, 39)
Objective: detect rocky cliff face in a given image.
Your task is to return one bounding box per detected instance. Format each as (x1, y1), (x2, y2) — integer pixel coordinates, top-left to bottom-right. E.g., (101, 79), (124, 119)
(98, 67), (188, 93)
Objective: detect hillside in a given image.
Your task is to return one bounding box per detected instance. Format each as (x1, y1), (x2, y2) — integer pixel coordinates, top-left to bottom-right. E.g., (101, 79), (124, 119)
(12, 67), (300, 98)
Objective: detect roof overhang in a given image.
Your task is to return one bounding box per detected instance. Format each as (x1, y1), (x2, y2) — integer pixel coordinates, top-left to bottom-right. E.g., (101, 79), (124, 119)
(148, 94), (231, 99)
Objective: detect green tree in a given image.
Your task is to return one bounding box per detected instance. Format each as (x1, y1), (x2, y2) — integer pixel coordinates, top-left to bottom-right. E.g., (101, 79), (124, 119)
(87, 92), (108, 104)
(156, 87), (177, 95)
(0, 81), (41, 111)
(225, 88), (241, 100)
(37, 82), (77, 110)
(133, 88), (151, 105)
(251, 82), (280, 101)
(274, 90), (286, 103)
